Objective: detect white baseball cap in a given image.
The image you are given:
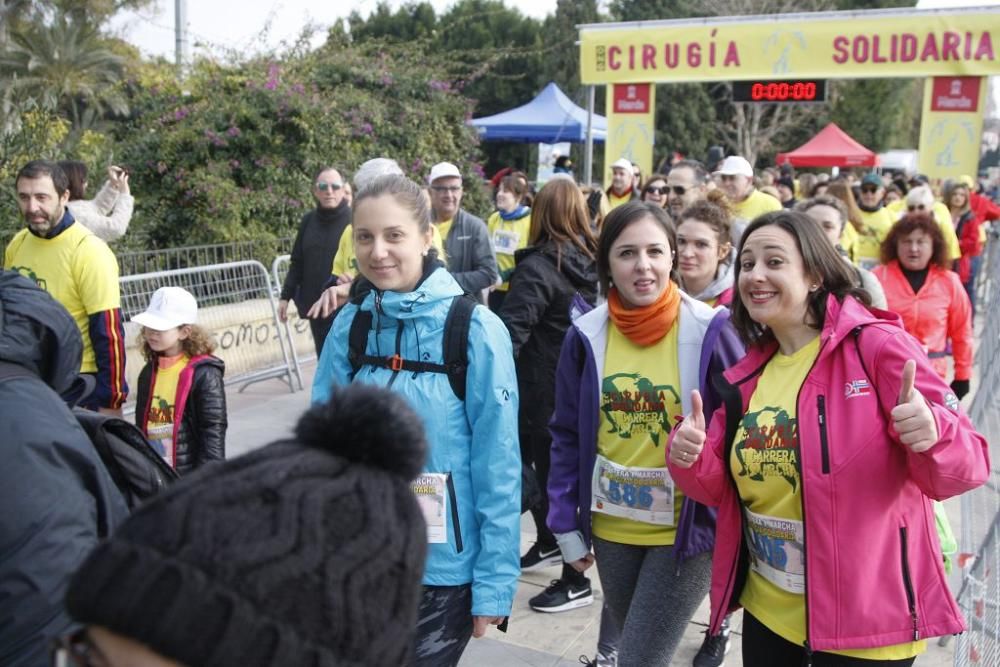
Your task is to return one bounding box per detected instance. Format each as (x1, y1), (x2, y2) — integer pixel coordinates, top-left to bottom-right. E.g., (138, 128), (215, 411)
(133, 286), (198, 331)
(428, 162), (462, 184)
(610, 157), (633, 172)
(714, 156), (754, 178)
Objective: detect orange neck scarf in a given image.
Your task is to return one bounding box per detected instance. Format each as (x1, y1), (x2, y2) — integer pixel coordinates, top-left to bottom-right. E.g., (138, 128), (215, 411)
(607, 282), (681, 346)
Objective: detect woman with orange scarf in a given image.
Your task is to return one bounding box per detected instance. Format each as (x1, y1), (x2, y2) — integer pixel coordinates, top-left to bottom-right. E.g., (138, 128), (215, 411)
(546, 202), (743, 665)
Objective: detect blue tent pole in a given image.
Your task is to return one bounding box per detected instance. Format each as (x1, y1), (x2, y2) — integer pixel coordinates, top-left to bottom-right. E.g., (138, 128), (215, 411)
(585, 85), (595, 186)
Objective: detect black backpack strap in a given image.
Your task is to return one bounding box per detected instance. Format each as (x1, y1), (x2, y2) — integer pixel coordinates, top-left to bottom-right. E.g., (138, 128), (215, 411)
(346, 296), (475, 401)
(442, 295), (476, 401)
(348, 310), (374, 379)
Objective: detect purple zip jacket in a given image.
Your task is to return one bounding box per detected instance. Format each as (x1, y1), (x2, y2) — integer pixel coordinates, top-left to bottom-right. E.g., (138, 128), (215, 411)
(547, 291), (744, 564)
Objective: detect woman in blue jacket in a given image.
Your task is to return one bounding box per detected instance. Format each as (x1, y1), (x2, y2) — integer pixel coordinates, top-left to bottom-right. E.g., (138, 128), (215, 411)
(312, 174), (521, 667)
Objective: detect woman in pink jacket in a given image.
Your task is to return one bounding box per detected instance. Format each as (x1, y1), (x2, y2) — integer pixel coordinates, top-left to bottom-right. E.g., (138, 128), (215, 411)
(667, 210), (989, 666)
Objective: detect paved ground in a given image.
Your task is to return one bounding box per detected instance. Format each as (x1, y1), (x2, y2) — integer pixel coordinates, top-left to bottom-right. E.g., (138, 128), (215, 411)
(224, 361), (957, 666)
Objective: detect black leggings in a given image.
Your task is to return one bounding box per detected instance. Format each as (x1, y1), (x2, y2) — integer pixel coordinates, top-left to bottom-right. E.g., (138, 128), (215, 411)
(742, 612), (918, 667)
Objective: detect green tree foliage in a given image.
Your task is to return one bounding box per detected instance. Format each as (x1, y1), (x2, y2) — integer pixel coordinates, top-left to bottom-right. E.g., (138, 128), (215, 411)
(0, 10), (128, 129)
(105, 40), (484, 249)
(830, 79), (921, 152)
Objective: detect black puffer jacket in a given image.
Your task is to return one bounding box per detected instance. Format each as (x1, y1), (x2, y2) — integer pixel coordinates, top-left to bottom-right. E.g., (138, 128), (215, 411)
(135, 356), (227, 475)
(499, 240), (598, 389)
(0, 271), (128, 667)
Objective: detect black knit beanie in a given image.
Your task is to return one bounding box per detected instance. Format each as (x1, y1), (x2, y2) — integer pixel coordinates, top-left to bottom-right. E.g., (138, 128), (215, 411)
(66, 384), (429, 667)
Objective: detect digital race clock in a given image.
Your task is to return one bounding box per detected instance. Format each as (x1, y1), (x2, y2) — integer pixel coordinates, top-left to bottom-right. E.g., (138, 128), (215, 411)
(732, 80), (828, 103)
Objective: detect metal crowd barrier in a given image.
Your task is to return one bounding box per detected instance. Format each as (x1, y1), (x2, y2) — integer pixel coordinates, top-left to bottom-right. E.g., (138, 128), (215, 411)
(271, 254), (316, 391)
(119, 261), (299, 405)
(952, 227), (1000, 667)
(117, 237), (293, 276)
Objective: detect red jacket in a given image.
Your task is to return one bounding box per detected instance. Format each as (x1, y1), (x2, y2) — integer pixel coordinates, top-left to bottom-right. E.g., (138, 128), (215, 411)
(872, 261), (973, 381)
(668, 296), (989, 652)
(970, 191), (1000, 224)
(953, 209), (984, 283)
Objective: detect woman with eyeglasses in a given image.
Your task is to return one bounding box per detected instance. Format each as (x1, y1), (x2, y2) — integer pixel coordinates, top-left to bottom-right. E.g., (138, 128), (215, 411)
(942, 179), (985, 315)
(640, 173), (670, 209)
(547, 201), (743, 665)
(669, 209), (988, 667)
(872, 213), (973, 402)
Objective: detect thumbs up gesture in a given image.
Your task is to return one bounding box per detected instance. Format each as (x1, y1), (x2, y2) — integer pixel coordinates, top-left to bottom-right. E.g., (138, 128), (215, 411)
(671, 390), (706, 469)
(890, 359), (939, 453)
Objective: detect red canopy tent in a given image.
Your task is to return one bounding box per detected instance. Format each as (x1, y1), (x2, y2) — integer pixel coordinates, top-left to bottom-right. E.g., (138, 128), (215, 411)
(775, 122), (879, 168)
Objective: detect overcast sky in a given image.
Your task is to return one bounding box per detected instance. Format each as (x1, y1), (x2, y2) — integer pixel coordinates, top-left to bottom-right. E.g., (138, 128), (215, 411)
(110, 0), (998, 62)
(109, 0), (559, 60)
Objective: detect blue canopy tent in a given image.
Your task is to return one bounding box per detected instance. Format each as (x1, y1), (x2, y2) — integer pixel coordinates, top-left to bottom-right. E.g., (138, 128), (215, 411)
(469, 82), (606, 143)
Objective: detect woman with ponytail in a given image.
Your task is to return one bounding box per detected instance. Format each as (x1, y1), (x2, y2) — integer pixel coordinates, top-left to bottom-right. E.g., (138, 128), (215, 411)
(546, 201), (742, 665)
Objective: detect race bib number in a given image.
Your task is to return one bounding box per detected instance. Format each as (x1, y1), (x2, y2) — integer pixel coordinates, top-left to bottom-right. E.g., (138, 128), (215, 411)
(744, 507), (805, 594)
(492, 229), (520, 255)
(147, 423), (173, 465)
(411, 473), (448, 544)
(591, 455), (674, 525)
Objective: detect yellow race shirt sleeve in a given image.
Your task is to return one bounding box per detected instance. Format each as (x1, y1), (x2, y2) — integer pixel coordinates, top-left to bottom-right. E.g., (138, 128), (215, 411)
(332, 224), (356, 277)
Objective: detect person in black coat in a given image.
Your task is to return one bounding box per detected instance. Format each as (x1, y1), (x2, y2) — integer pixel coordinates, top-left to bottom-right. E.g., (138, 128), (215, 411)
(499, 177), (599, 584)
(0, 271), (128, 667)
(279, 166), (352, 355)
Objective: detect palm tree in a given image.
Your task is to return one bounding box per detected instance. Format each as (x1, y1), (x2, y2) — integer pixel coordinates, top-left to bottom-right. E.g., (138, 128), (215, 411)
(0, 11), (128, 129)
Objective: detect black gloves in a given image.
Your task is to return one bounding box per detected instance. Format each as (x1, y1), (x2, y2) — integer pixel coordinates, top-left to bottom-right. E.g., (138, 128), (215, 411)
(950, 379), (970, 401)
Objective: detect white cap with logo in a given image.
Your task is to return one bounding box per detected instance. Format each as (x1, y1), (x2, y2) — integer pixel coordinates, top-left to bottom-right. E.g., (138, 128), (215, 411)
(714, 156), (754, 178)
(428, 162), (462, 184)
(133, 286), (198, 331)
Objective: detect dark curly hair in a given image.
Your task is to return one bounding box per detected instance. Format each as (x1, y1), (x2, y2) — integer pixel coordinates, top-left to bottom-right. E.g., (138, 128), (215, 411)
(730, 210), (871, 348)
(879, 212), (949, 270)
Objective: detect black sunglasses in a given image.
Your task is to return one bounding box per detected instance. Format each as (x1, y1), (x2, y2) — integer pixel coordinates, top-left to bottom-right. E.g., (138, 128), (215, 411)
(646, 185), (688, 196)
(861, 186), (879, 194)
(908, 204), (928, 211)
(315, 181), (343, 192)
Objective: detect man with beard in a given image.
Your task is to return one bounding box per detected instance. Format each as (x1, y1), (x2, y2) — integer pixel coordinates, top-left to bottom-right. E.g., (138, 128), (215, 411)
(279, 166), (352, 355)
(3, 160), (128, 415)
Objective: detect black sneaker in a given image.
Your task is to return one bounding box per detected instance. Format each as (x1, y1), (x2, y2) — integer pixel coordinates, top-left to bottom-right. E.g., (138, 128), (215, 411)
(692, 625), (731, 667)
(520, 543), (562, 571)
(529, 577), (594, 613)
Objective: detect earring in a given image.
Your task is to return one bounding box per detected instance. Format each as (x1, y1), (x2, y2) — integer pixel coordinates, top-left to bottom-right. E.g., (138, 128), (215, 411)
(810, 283), (819, 291)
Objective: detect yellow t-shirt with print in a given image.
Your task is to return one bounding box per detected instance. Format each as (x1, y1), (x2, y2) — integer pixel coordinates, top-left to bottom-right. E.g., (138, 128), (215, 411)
(852, 208), (894, 269)
(4, 223), (120, 374)
(733, 335), (924, 660)
(487, 209), (531, 291)
(732, 189), (782, 222)
(145, 354), (190, 468)
(592, 323), (685, 546)
(331, 224), (445, 277)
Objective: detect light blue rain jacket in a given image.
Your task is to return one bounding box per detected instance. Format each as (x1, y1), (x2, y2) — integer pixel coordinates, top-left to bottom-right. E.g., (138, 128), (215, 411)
(313, 267), (521, 617)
